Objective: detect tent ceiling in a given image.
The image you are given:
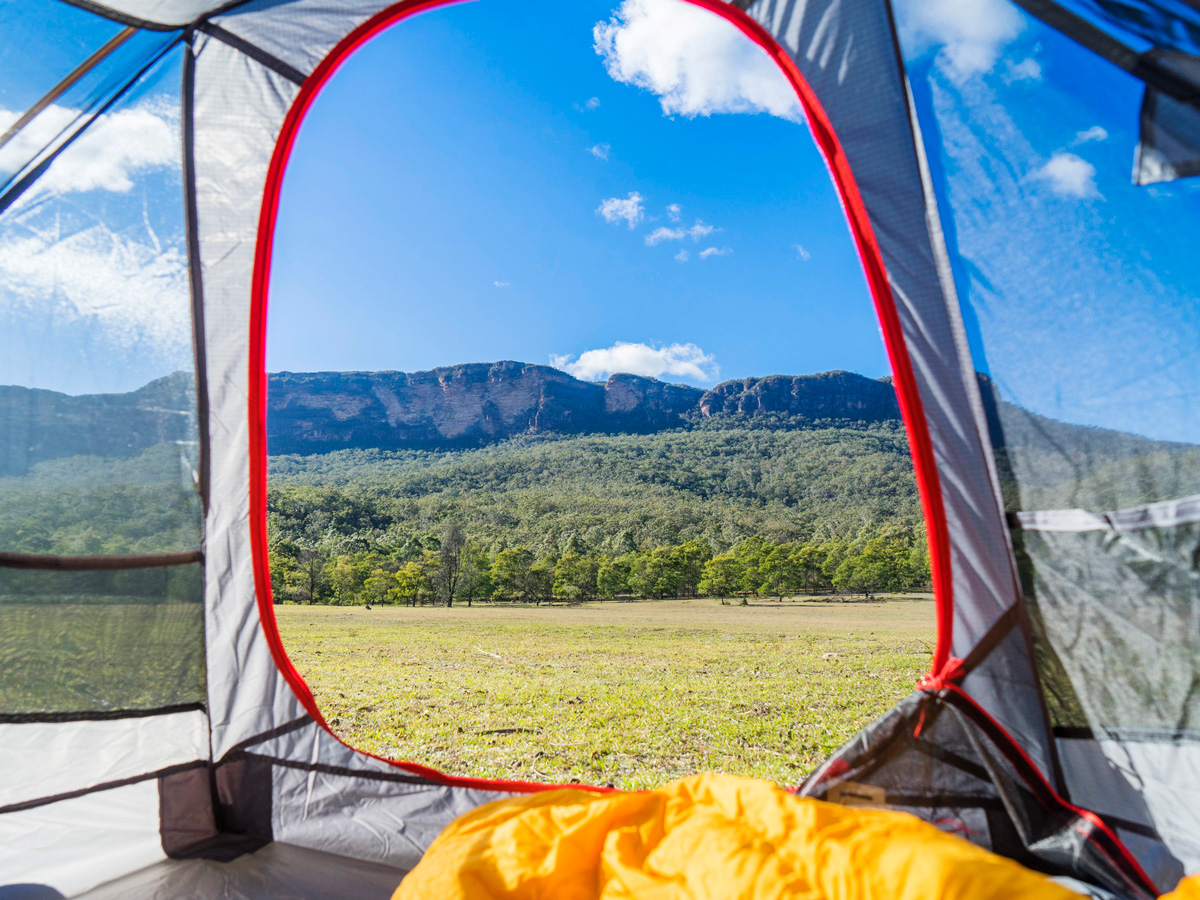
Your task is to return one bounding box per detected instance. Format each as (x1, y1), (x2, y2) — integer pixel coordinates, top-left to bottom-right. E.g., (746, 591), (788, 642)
(61, 0), (251, 28)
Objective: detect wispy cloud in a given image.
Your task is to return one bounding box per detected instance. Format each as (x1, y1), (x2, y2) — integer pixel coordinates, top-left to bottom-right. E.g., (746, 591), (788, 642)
(573, 96), (602, 112)
(596, 192), (645, 227)
(644, 220), (716, 246)
(674, 249), (689, 263)
(1004, 57), (1042, 83)
(1031, 152), (1099, 198)
(594, 0), (800, 120)
(1071, 126), (1108, 146)
(793, 244), (811, 260)
(666, 203), (682, 221)
(589, 143), (611, 161)
(551, 340), (719, 382)
(0, 221), (189, 360)
(0, 99), (178, 198)
(0, 99), (188, 371)
(895, 0), (1024, 83)
(699, 246), (730, 259)
(493, 280), (511, 287)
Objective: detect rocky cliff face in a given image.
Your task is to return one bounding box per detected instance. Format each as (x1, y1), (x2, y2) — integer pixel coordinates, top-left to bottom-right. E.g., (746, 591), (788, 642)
(0, 373), (195, 477)
(698, 371), (900, 422)
(266, 364), (902, 454)
(266, 362), (706, 454)
(0, 365), (905, 474)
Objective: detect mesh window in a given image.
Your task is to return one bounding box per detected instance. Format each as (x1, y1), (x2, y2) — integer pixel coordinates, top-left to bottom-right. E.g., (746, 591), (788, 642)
(1017, 522), (1200, 735)
(0, 6), (181, 201)
(900, 3), (1200, 514)
(0, 46), (200, 557)
(0, 563), (204, 715)
(0, 43), (205, 717)
(899, 2), (1200, 740)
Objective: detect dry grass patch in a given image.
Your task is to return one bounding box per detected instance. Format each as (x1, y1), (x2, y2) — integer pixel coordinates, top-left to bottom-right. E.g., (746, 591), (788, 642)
(276, 597), (933, 790)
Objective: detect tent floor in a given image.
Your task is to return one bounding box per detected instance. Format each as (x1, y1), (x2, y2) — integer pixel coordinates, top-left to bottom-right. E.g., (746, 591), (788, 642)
(73, 842), (408, 900)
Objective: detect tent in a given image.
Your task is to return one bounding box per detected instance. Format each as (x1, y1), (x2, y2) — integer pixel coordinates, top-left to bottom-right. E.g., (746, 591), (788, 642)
(1, 0), (1198, 896)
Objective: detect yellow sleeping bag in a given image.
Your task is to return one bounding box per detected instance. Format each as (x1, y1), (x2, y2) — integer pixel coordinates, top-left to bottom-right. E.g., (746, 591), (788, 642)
(394, 773), (1138, 900)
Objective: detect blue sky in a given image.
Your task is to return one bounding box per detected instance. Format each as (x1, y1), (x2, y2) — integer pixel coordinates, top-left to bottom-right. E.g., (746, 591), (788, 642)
(899, 0), (1200, 443)
(0, 0), (1197, 442)
(267, 0), (883, 387)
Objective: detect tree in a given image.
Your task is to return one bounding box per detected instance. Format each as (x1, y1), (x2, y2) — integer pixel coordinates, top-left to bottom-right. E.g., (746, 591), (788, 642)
(393, 556), (433, 606)
(529, 558), (555, 605)
(596, 555), (630, 600)
(698, 553), (742, 599)
(326, 555), (365, 605)
(554, 551), (597, 601)
(362, 567), (396, 605)
(433, 522), (466, 606)
(491, 547), (535, 602)
(672, 540), (712, 597)
(457, 544), (494, 607)
(629, 548), (681, 599)
(820, 540), (849, 592)
(758, 543), (798, 599)
(299, 545), (328, 603)
(790, 543), (829, 593)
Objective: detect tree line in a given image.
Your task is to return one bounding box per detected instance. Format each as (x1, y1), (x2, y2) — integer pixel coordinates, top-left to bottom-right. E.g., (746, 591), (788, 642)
(268, 521), (930, 607)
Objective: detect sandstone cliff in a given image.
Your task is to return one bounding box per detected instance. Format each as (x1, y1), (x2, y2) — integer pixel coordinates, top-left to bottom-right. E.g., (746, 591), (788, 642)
(698, 371), (900, 422)
(0, 364), (907, 475)
(0, 373), (195, 477)
(266, 362), (706, 454)
(265, 363), (901, 454)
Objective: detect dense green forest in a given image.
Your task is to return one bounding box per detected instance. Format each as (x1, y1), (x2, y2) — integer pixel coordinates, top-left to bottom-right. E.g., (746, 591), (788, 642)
(266, 420), (930, 605)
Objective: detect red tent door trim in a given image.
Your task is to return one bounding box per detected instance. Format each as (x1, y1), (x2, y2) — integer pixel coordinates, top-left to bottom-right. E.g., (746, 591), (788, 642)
(247, 0), (954, 791)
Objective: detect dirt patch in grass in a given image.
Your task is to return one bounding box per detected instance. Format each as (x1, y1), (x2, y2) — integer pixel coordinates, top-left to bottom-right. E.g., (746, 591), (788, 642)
(275, 597), (934, 790)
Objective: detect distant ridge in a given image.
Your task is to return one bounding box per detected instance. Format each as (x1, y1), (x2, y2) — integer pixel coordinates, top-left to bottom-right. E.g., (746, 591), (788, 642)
(265, 362), (902, 454)
(0, 372), (195, 478)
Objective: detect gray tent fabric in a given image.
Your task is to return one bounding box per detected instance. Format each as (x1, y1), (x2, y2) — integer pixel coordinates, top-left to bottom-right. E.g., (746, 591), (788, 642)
(1135, 50), (1200, 183)
(1, 0), (1196, 896)
(64, 0), (240, 28)
(747, 0), (1058, 781)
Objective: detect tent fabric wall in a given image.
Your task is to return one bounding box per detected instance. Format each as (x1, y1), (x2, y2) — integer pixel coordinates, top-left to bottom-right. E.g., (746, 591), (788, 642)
(745, 0), (1059, 784)
(1, 0), (1195, 896)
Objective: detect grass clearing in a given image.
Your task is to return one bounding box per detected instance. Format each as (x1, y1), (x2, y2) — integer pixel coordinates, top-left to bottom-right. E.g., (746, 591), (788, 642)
(276, 597), (934, 789)
(0, 602), (206, 712)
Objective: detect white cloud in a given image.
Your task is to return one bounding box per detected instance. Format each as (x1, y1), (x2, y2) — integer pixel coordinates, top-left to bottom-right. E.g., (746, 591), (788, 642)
(674, 249), (689, 262)
(0, 100), (177, 198)
(589, 143), (611, 160)
(1031, 152), (1099, 198)
(1004, 58), (1042, 82)
(573, 96), (602, 112)
(644, 220), (716, 245)
(493, 281), (510, 287)
(551, 340), (718, 382)
(1072, 126), (1108, 145)
(596, 191), (645, 227)
(896, 0), (1024, 82)
(594, 0), (801, 120)
(666, 203), (681, 221)
(793, 244), (811, 260)
(0, 221), (189, 359)
(699, 246), (730, 259)
(644, 226), (680, 246)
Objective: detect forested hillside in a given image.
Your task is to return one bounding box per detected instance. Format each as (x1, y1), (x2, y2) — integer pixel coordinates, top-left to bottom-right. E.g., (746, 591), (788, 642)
(266, 419), (930, 605)
(7, 362), (1195, 609)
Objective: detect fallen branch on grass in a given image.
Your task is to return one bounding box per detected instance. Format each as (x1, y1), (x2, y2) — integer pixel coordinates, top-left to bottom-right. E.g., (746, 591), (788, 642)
(480, 727), (539, 735)
(474, 646), (502, 659)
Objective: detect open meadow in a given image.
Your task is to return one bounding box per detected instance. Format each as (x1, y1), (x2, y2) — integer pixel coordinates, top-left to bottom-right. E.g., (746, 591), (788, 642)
(276, 596), (934, 789)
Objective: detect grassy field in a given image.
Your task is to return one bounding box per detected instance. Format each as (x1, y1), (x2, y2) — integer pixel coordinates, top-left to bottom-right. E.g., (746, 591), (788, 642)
(276, 597), (934, 789)
(0, 602), (206, 712)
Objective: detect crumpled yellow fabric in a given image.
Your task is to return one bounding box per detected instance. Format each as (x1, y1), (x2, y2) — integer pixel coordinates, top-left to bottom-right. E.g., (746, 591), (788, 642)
(392, 773), (1110, 900)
